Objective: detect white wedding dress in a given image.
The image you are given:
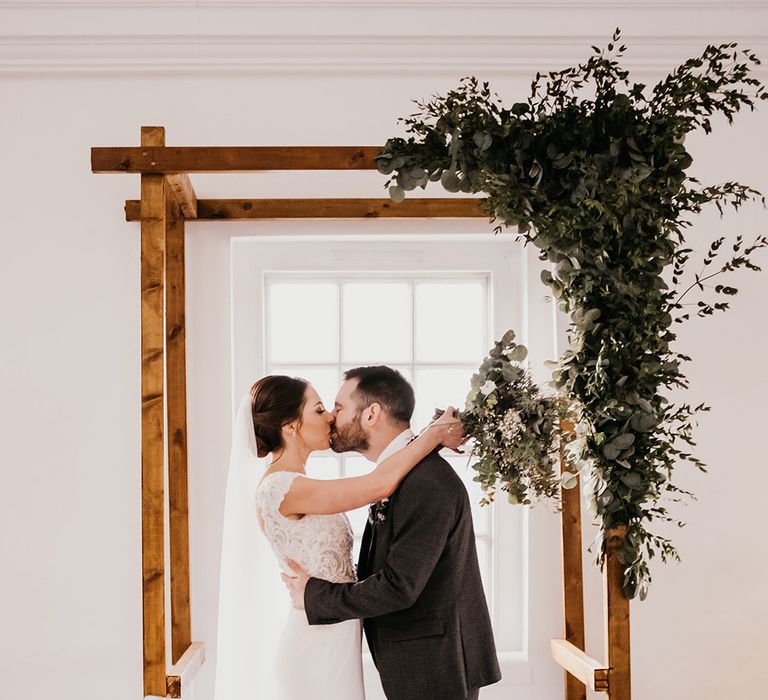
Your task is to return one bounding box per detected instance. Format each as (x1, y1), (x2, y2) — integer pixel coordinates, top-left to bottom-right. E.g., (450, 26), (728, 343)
(255, 470), (366, 700)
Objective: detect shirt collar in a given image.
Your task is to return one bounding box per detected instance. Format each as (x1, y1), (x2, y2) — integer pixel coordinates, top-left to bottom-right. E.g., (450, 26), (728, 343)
(376, 428), (416, 465)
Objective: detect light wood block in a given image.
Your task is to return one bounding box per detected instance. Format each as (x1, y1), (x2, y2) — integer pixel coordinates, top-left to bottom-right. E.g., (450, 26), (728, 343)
(165, 642), (206, 699)
(551, 639), (609, 692)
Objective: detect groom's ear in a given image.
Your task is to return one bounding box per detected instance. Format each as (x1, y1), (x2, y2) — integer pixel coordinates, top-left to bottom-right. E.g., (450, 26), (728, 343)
(364, 402), (383, 426)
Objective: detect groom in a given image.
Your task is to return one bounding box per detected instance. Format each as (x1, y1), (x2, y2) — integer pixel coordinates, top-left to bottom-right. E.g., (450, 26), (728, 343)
(282, 366), (501, 700)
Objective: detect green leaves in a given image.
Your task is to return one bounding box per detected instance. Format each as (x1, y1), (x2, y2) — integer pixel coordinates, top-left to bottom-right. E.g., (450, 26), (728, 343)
(508, 345), (529, 362)
(462, 332), (563, 507)
(376, 29), (768, 600)
(440, 170), (461, 193)
(562, 471), (580, 490)
(602, 432), (635, 460)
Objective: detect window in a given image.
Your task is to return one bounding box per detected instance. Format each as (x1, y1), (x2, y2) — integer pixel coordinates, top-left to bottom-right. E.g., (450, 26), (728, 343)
(263, 273), (492, 591)
(231, 232), (546, 694)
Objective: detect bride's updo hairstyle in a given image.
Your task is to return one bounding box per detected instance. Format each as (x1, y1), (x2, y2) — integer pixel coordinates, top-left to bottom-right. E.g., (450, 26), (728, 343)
(250, 375), (309, 458)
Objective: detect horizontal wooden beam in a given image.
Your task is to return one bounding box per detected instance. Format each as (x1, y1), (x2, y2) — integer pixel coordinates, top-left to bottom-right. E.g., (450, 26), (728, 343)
(166, 174), (197, 219)
(550, 639), (609, 692)
(92, 146), (381, 173)
(165, 642), (205, 699)
(125, 198), (488, 221)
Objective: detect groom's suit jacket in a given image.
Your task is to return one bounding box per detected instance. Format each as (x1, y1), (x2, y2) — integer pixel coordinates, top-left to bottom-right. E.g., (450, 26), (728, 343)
(304, 448), (502, 700)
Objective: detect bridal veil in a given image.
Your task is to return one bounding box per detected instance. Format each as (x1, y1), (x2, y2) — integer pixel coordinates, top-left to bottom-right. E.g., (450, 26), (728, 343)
(214, 393), (288, 699)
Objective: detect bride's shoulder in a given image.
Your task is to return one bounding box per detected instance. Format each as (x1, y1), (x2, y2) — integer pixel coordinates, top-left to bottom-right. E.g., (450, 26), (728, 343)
(256, 470), (307, 518)
(257, 469), (304, 493)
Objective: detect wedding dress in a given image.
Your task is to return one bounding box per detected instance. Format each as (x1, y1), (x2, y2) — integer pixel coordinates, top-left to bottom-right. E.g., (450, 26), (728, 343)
(255, 469), (366, 700)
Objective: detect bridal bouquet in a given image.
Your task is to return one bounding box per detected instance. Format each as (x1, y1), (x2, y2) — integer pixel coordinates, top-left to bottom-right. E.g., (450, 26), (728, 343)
(460, 330), (564, 506)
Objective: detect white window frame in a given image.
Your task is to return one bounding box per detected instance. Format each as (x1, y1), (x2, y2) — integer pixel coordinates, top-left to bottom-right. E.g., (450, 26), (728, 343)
(230, 232), (559, 691)
(262, 271), (495, 596)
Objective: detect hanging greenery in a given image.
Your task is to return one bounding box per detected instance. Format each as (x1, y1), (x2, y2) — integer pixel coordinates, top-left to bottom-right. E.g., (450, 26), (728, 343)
(378, 30), (768, 599)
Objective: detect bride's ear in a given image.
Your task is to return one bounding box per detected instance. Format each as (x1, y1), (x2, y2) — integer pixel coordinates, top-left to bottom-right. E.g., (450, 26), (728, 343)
(281, 421), (299, 441)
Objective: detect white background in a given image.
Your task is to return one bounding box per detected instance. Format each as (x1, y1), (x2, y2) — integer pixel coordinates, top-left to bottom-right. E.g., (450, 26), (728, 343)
(1, 2), (767, 699)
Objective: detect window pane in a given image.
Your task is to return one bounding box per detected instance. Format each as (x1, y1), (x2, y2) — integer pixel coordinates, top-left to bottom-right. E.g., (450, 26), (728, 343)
(344, 455), (374, 537)
(475, 538), (491, 600)
(446, 455), (490, 537)
(268, 282), (338, 362)
(414, 281), (486, 362)
(412, 367), (475, 432)
(342, 282), (411, 363)
(338, 365), (413, 391)
(306, 455), (341, 480)
(344, 454), (373, 478)
(267, 365), (340, 412)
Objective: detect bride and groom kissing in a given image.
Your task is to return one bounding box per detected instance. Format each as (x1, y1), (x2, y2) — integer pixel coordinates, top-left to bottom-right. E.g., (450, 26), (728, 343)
(249, 365), (502, 700)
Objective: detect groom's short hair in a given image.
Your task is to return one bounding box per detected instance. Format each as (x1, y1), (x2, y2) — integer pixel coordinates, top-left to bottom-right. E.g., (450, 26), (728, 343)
(344, 365), (415, 426)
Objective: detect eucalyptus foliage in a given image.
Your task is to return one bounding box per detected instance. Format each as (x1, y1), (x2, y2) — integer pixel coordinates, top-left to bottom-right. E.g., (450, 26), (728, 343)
(378, 30), (768, 599)
(461, 330), (562, 507)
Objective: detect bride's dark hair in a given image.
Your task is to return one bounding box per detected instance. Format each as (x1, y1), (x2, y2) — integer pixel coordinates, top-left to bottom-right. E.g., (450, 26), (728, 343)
(250, 375), (309, 458)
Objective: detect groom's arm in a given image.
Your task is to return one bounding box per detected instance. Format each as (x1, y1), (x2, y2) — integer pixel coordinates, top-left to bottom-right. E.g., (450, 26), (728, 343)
(304, 460), (461, 624)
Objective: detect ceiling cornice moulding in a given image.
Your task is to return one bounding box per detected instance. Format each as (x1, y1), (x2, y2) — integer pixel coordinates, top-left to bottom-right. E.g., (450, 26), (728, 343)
(3, 34), (768, 76)
(2, 1), (767, 8)
(2, 1), (767, 76)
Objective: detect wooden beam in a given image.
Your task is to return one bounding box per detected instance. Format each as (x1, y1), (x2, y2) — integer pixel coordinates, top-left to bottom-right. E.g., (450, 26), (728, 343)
(140, 125), (167, 698)
(605, 526), (632, 699)
(125, 197), (488, 221)
(92, 145), (381, 173)
(165, 642), (206, 699)
(558, 419), (587, 700)
(166, 174), (198, 219)
(550, 640), (609, 692)
(165, 196), (193, 665)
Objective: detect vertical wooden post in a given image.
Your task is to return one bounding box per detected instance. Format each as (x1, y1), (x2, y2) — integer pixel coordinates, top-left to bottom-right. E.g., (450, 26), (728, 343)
(166, 193), (193, 664)
(559, 420), (587, 700)
(604, 526), (631, 699)
(140, 125), (168, 697)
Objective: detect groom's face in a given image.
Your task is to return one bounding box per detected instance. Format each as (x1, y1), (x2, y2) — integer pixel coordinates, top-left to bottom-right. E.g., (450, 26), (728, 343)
(330, 378), (370, 453)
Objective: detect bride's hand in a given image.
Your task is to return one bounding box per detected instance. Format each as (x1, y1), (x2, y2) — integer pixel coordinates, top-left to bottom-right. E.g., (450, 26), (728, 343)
(428, 405), (466, 451)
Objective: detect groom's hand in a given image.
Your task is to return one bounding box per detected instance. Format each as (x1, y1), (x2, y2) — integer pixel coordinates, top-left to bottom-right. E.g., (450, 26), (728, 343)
(281, 558), (309, 610)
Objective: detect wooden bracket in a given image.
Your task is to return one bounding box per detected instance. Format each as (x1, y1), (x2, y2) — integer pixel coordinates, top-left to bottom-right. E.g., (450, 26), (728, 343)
(166, 174), (197, 219)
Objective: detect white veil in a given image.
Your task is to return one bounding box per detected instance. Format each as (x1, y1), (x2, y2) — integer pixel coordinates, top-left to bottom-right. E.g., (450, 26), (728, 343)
(214, 393), (288, 699)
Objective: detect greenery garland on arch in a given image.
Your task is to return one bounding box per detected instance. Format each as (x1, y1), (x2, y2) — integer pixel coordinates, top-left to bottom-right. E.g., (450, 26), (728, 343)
(379, 30), (768, 599)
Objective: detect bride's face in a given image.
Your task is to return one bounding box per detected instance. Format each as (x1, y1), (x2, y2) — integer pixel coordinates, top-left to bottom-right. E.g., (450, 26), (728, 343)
(295, 385), (333, 451)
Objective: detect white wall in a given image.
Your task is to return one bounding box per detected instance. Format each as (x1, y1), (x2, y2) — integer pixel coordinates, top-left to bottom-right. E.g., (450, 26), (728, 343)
(1, 3), (767, 699)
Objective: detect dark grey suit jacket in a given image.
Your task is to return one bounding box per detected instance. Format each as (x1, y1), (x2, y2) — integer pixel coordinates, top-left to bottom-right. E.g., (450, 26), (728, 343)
(304, 450), (502, 700)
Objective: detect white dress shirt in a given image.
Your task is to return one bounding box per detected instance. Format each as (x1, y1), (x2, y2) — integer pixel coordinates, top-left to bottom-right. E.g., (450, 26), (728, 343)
(375, 428), (416, 466)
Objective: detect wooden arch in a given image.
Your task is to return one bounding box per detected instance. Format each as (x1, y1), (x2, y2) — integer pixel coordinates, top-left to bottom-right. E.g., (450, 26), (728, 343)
(91, 126), (630, 700)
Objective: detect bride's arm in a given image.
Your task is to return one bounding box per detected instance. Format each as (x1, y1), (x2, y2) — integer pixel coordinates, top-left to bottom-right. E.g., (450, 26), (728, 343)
(280, 410), (463, 517)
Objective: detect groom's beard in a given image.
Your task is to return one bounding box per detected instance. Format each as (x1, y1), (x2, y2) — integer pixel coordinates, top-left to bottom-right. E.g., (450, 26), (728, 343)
(330, 412), (369, 453)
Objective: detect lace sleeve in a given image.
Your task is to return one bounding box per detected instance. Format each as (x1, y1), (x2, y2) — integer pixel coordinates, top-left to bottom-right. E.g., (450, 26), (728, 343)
(255, 470), (303, 530)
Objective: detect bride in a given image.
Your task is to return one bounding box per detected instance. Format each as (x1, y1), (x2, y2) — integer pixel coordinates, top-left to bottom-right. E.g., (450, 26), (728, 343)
(215, 374), (463, 700)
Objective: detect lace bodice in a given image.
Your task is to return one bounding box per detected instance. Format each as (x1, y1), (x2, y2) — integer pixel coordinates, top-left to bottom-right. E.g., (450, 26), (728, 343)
(255, 470), (357, 584)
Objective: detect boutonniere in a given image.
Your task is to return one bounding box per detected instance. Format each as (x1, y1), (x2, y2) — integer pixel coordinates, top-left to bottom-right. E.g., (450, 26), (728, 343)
(368, 497), (390, 526)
